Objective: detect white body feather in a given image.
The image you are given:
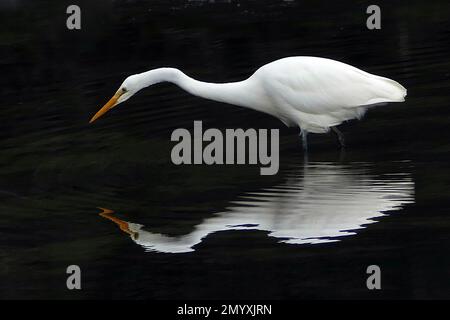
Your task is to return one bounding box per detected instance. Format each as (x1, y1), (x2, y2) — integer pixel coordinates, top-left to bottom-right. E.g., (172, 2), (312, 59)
(247, 57), (407, 132)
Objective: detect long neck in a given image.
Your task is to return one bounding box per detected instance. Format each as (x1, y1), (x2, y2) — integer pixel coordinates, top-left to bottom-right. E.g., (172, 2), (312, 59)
(136, 68), (257, 109)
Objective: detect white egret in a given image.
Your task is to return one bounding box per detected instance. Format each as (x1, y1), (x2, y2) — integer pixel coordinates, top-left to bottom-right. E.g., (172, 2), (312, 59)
(90, 56), (407, 149)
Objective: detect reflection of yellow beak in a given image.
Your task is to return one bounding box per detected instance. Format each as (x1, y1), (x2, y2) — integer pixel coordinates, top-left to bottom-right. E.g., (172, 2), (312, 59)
(89, 91), (123, 123)
(98, 207), (137, 237)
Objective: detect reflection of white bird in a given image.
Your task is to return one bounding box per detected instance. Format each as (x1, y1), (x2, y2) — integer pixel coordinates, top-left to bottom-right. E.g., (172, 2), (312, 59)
(90, 56), (406, 149)
(100, 162), (414, 253)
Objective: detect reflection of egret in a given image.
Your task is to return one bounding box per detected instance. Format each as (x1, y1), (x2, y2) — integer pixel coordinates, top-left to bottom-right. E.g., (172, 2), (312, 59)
(99, 162), (414, 253)
(89, 57), (406, 149)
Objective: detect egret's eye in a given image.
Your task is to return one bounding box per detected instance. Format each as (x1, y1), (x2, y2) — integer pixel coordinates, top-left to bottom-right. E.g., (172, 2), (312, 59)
(122, 87), (127, 93)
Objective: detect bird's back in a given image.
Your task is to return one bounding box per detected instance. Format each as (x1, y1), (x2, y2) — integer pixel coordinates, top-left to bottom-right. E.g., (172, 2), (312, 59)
(251, 56), (406, 132)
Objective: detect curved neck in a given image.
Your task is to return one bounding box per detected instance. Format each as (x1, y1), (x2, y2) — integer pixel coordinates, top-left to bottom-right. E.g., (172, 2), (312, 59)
(136, 68), (256, 109)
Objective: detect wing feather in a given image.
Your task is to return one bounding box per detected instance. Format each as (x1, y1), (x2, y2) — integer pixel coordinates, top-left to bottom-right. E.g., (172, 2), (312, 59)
(257, 57), (406, 115)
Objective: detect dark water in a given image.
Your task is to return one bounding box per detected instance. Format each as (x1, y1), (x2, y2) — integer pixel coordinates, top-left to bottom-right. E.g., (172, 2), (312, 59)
(1, 0), (450, 299)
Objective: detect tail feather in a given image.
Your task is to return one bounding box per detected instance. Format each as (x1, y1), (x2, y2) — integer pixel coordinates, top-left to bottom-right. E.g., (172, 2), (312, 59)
(365, 76), (407, 105)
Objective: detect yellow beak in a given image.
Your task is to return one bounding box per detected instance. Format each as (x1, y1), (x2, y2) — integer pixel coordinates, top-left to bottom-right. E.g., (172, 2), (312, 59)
(98, 207), (136, 237)
(89, 91), (123, 123)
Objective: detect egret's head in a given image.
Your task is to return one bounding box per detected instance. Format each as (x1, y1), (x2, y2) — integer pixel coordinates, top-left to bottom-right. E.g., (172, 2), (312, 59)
(89, 74), (142, 123)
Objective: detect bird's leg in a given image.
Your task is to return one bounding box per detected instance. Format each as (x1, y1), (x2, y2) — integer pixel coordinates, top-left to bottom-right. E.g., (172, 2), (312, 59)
(300, 129), (308, 152)
(331, 126), (345, 148)
(338, 147), (346, 162)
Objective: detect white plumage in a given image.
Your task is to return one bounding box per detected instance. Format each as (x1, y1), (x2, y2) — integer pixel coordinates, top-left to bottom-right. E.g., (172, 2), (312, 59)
(253, 57), (407, 133)
(90, 56), (407, 148)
